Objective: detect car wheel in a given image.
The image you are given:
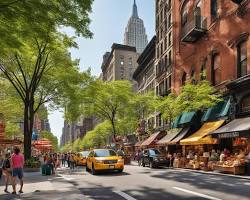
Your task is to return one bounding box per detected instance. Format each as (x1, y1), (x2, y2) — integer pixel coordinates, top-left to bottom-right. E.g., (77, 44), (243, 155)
(91, 163), (96, 175)
(117, 168), (123, 173)
(142, 162), (145, 167)
(149, 160), (154, 169)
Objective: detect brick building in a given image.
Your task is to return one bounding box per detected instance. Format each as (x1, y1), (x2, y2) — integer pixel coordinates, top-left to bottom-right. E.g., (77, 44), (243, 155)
(172, 0), (250, 95)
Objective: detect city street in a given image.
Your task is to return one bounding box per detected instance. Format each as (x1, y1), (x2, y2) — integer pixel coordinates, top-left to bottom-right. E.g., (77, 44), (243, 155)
(1, 164), (250, 200)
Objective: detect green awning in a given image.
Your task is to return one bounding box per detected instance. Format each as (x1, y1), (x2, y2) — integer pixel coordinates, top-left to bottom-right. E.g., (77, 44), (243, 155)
(178, 112), (196, 126)
(202, 98), (231, 122)
(172, 115), (181, 129)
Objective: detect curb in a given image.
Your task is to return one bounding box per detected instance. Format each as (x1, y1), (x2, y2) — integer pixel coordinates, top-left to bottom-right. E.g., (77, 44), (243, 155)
(174, 168), (250, 180)
(130, 161), (250, 180)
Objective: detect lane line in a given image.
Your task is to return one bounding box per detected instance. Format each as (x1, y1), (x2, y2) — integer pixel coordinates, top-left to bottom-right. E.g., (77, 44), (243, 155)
(172, 187), (222, 200)
(114, 191), (137, 200)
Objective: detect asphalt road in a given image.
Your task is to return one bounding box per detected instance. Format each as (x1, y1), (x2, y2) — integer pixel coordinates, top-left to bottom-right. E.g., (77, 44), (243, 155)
(57, 165), (250, 200)
(1, 165), (250, 200)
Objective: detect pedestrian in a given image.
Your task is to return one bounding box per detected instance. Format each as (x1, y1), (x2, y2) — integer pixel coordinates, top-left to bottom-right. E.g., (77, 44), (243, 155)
(2, 152), (11, 193)
(67, 153), (70, 168)
(69, 154), (75, 171)
(11, 147), (24, 194)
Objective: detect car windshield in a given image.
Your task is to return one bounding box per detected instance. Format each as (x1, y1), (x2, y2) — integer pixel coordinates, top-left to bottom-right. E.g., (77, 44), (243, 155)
(94, 150), (117, 157)
(149, 149), (161, 156)
(81, 151), (89, 157)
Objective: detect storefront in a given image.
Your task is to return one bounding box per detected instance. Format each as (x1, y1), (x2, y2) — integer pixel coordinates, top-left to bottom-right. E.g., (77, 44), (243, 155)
(210, 117), (250, 174)
(140, 131), (166, 149)
(156, 112), (198, 154)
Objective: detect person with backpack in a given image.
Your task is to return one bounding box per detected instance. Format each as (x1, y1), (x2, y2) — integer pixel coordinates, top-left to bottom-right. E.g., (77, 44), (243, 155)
(2, 152), (11, 193)
(11, 147), (24, 194)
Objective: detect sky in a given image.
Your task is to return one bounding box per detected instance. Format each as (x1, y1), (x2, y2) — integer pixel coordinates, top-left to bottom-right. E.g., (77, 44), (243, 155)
(48, 0), (155, 142)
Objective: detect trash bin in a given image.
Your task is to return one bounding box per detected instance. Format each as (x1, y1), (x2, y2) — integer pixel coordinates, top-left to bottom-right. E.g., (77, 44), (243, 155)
(41, 164), (52, 176)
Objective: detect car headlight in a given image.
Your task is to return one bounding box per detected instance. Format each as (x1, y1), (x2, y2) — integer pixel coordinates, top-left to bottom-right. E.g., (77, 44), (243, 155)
(153, 157), (158, 161)
(95, 160), (104, 163)
(118, 159), (124, 163)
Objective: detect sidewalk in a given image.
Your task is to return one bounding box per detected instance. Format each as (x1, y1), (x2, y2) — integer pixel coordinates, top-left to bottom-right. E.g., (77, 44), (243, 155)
(130, 161), (250, 180)
(0, 168), (89, 200)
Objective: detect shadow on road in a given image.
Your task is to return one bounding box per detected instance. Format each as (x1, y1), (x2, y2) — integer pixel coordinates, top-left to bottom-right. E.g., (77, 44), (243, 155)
(150, 169), (250, 199)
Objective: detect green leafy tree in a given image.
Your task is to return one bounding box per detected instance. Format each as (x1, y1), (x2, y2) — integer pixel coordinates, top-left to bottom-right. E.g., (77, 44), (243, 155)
(0, 0), (93, 160)
(0, 0), (93, 52)
(176, 80), (222, 112)
(155, 93), (181, 128)
(40, 131), (58, 151)
(156, 81), (222, 129)
(80, 121), (112, 149)
(75, 80), (133, 140)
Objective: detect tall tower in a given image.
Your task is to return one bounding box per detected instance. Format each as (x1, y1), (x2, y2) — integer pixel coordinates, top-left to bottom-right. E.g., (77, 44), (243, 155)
(123, 0), (148, 54)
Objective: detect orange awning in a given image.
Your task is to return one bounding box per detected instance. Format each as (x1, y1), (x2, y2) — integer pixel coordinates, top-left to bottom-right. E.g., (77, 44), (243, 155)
(180, 120), (224, 145)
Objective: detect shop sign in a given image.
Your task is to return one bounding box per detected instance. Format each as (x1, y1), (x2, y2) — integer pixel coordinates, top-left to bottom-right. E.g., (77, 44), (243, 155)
(218, 132), (240, 139)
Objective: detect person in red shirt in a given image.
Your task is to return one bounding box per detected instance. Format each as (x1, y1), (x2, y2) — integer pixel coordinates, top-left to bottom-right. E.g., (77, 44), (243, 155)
(11, 147), (24, 194)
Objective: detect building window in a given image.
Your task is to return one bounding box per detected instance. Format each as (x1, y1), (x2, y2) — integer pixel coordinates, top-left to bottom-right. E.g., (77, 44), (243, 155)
(237, 40), (248, 78)
(210, 0), (218, 21)
(181, 4), (188, 27)
(128, 57), (132, 65)
(168, 13), (172, 28)
(211, 53), (221, 85)
(182, 72), (187, 86)
(120, 56), (124, 65)
(168, 32), (172, 47)
(191, 69), (196, 84)
(200, 59), (207, 80)
(168, 50), (172, 66)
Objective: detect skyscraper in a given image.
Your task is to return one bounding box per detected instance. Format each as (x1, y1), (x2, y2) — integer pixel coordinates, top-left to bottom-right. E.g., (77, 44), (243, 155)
(123, 0), (148, 54)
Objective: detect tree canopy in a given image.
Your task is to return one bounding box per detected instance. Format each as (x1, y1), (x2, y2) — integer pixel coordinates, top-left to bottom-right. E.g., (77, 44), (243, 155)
(0, 0), (93, 53)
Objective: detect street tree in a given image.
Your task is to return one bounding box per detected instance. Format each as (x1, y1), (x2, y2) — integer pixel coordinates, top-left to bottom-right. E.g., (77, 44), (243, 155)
(0, 0), (93, 53)
(0, 35), (92, 159)
(176, 80), (222, 112)
(155, 93), (181, 128)
(156, 81), (222, 129)
(77, 80), (133, 141)
(0, 1), (93, 159)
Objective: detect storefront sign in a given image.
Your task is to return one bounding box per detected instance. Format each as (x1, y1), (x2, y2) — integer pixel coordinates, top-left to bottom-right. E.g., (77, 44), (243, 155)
(218, 132), (240, 139)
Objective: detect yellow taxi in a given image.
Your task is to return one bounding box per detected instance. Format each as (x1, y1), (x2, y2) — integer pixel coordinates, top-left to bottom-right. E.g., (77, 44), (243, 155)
(86, 149), (124, 174)
(77, 151), (89, 166)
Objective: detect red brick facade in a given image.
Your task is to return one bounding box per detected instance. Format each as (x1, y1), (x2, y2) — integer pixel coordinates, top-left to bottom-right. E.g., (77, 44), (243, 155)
(172, 0), (250, 94)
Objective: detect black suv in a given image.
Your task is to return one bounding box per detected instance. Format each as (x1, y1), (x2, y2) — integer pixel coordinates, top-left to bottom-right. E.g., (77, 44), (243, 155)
(141, 149), (169, 168)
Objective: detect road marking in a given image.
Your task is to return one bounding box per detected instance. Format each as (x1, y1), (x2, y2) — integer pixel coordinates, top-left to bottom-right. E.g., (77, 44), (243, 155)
(114, 191), (137, 200)
(172, 187), (222, 200)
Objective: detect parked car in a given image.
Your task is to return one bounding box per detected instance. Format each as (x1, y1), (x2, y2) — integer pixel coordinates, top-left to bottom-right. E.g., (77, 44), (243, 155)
(86, 149), (124, 175)
(141, 149), (169, 168)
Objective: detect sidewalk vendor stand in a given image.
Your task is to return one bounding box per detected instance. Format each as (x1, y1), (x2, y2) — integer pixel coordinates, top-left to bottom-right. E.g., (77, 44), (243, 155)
(179, 120), (224, 170)
(210, 117), (250, 175)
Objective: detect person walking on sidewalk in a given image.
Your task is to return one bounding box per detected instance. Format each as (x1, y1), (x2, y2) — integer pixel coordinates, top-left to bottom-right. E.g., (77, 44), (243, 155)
(11, 147), (24, 194)
(2, 152), (11, 193)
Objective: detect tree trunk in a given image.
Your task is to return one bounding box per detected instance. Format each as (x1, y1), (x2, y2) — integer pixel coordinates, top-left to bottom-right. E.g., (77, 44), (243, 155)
(23, 97), (35, 160)
(23, 102), (31, 160)
(111, 118), (117, 142)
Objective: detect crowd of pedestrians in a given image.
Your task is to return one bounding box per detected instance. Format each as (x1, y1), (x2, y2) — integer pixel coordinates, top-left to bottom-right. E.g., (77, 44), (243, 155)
(0, 149), (83, 195)
(39, 152), (82, 174)
(0, 147), (24, 194)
